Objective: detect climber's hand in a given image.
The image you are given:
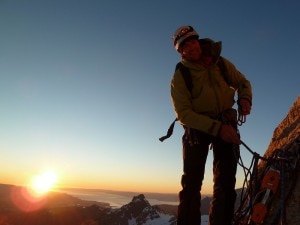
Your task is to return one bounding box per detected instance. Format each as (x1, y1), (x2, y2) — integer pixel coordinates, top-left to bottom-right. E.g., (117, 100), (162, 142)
(219, 124), (241, 145)
(238, 98), (251, 115)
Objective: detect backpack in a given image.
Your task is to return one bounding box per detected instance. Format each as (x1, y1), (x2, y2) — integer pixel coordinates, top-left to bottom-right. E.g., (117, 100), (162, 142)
(159, 56), (229, 142)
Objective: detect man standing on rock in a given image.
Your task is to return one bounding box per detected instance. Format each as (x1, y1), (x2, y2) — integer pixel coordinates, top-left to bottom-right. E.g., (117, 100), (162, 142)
(170, 25), (252, 225)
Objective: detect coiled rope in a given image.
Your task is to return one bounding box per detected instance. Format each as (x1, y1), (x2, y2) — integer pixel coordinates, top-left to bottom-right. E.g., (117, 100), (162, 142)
(233, 136), (300, 225)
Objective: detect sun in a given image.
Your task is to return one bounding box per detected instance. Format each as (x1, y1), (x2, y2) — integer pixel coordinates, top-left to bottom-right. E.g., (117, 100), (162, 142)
(30, 170), (58, 196)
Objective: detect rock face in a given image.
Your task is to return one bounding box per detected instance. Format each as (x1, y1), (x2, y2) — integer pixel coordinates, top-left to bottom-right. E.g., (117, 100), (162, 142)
(264, 96), (300, 157)
(259, 96), (300, 225)
(234, 96), (300, 225)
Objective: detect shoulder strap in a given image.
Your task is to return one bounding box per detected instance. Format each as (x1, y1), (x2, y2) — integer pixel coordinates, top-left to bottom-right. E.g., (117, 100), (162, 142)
(217, 56), (229, 84)
(175, 62), (193, 92)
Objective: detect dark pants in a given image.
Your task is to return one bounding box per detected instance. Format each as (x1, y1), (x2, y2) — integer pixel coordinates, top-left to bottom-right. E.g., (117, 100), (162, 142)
(177, 130), (239, 225)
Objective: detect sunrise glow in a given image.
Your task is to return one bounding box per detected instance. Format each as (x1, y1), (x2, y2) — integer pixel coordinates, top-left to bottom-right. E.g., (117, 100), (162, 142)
(30, 170), (58, 196)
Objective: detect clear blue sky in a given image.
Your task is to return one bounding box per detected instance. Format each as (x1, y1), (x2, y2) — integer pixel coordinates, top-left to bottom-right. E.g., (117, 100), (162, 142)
(0, 0), (299, 194)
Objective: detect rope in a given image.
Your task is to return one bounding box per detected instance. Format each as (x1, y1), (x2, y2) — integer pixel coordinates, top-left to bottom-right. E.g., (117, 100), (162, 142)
(233, 141), (263, 225)
(265, 144), (299, 225)
(233, 137), (300, 225)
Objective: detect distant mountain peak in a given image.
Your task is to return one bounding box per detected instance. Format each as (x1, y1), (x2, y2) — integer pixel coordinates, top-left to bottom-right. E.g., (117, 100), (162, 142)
(130, 194), (148, 205)
(118, 194), (160, 224)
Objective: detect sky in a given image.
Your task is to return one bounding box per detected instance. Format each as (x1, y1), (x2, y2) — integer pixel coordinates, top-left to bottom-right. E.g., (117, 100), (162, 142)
(0, 0), (299, 195)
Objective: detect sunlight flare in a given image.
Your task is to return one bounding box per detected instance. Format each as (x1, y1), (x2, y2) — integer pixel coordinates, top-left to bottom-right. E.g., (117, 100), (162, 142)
(30, 170), (58, 196)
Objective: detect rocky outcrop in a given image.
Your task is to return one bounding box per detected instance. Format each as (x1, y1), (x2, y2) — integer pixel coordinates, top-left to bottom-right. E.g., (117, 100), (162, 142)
(234, 96), (300, 225)
(259, 96), (300, 225)
(263, 96), (300, 157)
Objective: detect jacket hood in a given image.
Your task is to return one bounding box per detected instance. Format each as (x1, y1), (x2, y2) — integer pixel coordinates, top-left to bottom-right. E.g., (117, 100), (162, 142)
(199, 38), (222, 62)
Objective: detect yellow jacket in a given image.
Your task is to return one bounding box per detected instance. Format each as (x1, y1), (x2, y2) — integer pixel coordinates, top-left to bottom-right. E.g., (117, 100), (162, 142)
(171, 39), (252, 137)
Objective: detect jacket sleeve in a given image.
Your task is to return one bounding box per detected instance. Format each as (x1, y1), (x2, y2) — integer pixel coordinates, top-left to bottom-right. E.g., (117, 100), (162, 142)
(170, 70), (222, 137)
(222, 57), (252, 104)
